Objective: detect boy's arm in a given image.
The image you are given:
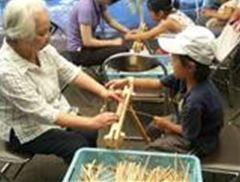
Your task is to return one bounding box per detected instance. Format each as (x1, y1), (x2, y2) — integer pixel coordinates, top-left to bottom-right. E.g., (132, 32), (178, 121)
(106, 74), (179, 97)
(106, 77), (164, 90)
(154, 116), (183, 135)
(165, 121), (183, 134)
(133, 78), (164, 89)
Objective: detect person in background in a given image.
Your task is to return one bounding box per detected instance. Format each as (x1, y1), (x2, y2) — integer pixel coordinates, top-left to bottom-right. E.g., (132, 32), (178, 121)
(107, 26), (224, 157)
(0, 0), (121, 163)
(202, 0), (237, 36)
(197, 0), (221, 25)
(67, 0), (130, 66)
(229, 3), (240, 31)
(125, 0), (194, 42)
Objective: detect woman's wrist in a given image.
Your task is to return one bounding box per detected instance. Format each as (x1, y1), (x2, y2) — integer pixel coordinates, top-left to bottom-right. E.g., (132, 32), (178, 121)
(100, 88), (108, 99)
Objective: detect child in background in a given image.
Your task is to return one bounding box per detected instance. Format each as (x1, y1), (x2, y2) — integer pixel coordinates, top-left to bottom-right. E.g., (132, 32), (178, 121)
(202, 0), (237, 35)
(125, 0), (194, 42)
(107, 26), (224, 157)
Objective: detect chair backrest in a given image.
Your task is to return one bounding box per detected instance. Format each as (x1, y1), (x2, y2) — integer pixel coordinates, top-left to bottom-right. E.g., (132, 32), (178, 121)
(202, 123), (240, 176)
(0, 139), (31, 164)
(210, 25), (240, 114)
(213, 24), (240, 63)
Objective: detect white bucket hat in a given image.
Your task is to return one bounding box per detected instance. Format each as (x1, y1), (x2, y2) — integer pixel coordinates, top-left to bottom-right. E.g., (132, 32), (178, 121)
(158, 26), (215, 66)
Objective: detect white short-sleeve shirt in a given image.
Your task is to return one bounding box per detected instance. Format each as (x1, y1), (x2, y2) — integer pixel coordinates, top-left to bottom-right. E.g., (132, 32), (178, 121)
(0, 40), (81, 143)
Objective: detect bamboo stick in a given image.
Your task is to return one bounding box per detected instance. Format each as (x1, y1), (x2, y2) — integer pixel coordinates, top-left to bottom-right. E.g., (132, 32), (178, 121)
(80, 159), (190, 182)
(128, 105), (151, 143)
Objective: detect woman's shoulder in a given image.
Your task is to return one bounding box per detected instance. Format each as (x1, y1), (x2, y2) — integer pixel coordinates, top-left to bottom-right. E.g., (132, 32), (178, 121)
(0, 57), (22, 81)
(0, 43), (26, 75)
(40, 44), (62, 63)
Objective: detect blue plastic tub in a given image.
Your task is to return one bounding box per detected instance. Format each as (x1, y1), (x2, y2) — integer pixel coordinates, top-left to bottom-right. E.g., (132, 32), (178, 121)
(63, 148), (202, 182)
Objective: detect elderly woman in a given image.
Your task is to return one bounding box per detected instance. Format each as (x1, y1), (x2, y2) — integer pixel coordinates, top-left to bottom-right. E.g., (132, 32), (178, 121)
(0, 0), (120, 163)
(67, 0), (129, 66)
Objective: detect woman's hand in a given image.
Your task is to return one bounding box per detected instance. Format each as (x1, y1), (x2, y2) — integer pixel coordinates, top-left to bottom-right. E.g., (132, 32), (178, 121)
(91, 112), (118, 129)
(100, 89), (122, 102)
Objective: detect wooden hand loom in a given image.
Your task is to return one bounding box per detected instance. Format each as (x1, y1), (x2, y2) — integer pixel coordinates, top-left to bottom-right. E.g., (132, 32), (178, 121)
(104, 78), (151, 149)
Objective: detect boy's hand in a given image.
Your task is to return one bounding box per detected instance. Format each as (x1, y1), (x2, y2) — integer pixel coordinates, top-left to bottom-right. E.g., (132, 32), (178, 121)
(101, 89), (122, 102)
(153, 116), (170, 129)
(105, 79), (129, 90)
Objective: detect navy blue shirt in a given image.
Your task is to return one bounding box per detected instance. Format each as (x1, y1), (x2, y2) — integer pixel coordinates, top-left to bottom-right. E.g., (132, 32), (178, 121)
(161, 74), (224, 155)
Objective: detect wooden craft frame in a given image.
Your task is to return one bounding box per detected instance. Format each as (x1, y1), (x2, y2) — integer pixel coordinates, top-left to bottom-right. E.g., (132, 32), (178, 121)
(104, 78), (151, 149)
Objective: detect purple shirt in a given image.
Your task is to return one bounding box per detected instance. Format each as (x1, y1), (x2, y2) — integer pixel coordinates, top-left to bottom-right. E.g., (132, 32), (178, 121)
(67, 0), (106, 51)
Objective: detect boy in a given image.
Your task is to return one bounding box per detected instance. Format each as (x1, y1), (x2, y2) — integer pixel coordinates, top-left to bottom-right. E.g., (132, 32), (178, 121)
(107, 26), (224, 157)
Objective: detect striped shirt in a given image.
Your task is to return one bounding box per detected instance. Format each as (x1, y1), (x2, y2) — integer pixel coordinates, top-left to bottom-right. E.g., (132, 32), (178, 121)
(0, 40), (80, 144)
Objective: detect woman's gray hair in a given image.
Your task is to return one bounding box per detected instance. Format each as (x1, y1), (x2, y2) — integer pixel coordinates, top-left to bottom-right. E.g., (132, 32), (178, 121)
(3, 0), (47, 40)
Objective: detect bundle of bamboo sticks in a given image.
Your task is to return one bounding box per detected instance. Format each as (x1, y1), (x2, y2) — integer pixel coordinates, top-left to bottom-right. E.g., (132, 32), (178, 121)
(79, 157), (190, 182)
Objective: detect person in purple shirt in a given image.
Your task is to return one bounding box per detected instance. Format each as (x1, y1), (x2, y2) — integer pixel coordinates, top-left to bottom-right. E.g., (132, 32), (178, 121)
(67, 0), (130, 66)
